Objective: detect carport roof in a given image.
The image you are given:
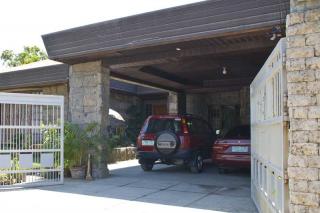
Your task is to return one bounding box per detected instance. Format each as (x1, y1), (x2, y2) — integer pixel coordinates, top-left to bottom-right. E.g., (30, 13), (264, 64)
(0, 60), (164, 96)
(0, 60), (69, 89)
(42, 0), (289, 63)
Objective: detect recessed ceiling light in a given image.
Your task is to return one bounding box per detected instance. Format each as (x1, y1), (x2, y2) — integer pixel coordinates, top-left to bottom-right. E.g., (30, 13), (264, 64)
(176, 47), (181, 51)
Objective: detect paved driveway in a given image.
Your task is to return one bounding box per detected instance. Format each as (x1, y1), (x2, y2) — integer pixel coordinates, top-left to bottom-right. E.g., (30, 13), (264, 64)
(0, 160), (257, 213)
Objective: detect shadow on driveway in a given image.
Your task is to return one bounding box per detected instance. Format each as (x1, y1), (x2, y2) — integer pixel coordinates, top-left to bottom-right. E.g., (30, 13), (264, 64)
(0, 160), (257, 213)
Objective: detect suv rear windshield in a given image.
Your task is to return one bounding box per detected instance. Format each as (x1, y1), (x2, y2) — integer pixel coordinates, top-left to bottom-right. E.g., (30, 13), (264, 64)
(146, 118), (182, 134)
(224, 125), (250, 139)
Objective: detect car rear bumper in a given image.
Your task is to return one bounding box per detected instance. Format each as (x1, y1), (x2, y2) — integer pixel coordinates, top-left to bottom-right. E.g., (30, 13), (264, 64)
(213, 153), (251, 168)
(137, 149), (193, 161)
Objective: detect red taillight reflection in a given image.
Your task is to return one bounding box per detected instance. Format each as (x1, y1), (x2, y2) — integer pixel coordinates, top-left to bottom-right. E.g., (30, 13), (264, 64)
(222, 144), (229, 150)
(180, 134), (190, 149)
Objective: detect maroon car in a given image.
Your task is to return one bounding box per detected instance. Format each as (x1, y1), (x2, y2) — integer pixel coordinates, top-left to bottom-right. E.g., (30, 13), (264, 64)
(136, 114), (215, 173)
(212, 125), (251, 173)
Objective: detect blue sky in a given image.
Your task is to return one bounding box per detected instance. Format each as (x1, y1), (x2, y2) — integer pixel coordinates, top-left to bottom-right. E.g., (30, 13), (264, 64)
(0, 0), (203, 67)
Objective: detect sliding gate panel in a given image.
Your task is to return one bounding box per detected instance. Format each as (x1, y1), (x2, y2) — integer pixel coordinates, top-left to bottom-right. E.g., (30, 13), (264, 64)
(250, 38), (288, 213)
(0, 93), (64, 188)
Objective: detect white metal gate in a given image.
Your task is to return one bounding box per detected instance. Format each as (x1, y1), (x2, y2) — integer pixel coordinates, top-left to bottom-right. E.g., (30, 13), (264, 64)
(250, 38), (288, 213)
(0, 93), (64, 188)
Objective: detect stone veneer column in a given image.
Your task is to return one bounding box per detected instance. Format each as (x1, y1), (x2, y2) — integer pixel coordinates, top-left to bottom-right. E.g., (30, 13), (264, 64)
(167, 92), (178, 114)
(69, 60), (110, 178)
(286, 0), (320, 212)
(69, 61), (110, 132)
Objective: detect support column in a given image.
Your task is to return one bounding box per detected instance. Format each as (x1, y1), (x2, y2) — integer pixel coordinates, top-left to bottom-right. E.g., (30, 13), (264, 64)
(167, 92), (178, 114)
(286, 1), (320, 212)
(167, 92), (187, 114)
(69, 60), (110, 178)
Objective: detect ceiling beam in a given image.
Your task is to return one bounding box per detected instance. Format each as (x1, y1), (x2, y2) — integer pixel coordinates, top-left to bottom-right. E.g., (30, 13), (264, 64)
(202, 77), (254, 88)
(140, 66), (201, 86)
(186, 86), (243, 93)
(110, 71), (181, 92)
(105, 38), (275, 69)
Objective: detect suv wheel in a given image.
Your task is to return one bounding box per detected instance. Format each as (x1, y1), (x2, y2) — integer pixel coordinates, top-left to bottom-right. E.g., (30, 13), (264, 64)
(140, 160), (154, 172)
(190, 152), (203, 173)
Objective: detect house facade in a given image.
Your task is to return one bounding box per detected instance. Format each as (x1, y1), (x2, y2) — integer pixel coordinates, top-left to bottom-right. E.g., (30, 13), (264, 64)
(1, 0), (319, 211)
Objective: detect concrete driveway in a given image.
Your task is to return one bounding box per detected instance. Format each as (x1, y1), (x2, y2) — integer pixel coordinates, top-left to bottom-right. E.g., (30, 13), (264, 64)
(0, 160), (257, 213)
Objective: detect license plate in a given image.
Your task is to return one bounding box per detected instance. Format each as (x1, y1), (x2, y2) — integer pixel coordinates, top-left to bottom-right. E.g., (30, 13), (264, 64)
(142, 140), (154, 146)
(231, 146), (248, 152)
(157, 141), (172, 148)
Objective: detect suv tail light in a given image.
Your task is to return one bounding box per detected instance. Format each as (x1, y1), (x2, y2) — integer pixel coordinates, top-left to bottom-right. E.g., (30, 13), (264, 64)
(138, 133), (156, 152)
(181, 118), (189, 134)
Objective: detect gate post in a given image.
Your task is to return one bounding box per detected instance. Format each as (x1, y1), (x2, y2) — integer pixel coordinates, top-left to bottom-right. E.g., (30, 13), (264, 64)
(69, 61), (110, 178)
(286, 0), (320, 212)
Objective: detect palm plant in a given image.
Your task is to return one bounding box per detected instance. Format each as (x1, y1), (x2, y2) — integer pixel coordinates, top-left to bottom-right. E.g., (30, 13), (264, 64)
(64, 122), (88, 169)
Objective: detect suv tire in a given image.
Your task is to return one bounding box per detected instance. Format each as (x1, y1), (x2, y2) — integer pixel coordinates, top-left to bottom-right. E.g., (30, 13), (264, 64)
(140, 160), (154, 172)
(190, 152), (203, 173)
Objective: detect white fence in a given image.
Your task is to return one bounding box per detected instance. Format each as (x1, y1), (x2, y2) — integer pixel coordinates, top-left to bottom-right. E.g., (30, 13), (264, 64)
(250, 38), (288, 213)
(0, 93), (64, 188)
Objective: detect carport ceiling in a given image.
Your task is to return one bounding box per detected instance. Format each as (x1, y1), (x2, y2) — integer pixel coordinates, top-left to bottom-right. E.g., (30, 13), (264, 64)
(109, 32), (275, 92)
(42, 0), (289, 92)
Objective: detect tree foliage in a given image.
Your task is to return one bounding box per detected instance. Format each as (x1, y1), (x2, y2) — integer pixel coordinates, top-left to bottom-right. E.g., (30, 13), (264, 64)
(1, 46), (47, 67)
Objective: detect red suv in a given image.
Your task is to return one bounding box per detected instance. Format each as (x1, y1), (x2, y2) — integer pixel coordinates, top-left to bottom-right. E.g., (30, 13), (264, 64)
(136, 115), (215, 173)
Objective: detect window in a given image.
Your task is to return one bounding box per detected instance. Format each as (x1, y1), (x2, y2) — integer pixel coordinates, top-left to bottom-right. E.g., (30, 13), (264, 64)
(186, 118), (198, 134)
(198, 120), (213, 134)
(186, 118), (212, 134)
(224, 125), (250, 139)
(146, 118), (181, 134)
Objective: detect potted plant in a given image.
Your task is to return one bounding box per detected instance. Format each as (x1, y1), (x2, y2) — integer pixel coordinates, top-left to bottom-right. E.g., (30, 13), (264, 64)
(64, 122), (87, 179)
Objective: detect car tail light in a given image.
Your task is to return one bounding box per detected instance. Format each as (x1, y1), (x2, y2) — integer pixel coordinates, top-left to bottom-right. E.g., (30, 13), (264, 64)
(222, 144), (230, 150)
(181, 118), (189, 134)
(139, 133), (156, 152)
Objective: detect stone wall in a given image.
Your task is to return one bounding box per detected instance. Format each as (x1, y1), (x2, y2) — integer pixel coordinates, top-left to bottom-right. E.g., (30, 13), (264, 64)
(186, 87), (250, 126)
(42, 84), (69, 120)
(186, 93), (208, 119)
(286, 0), (320, 212)
(110, 91), (140, 121)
